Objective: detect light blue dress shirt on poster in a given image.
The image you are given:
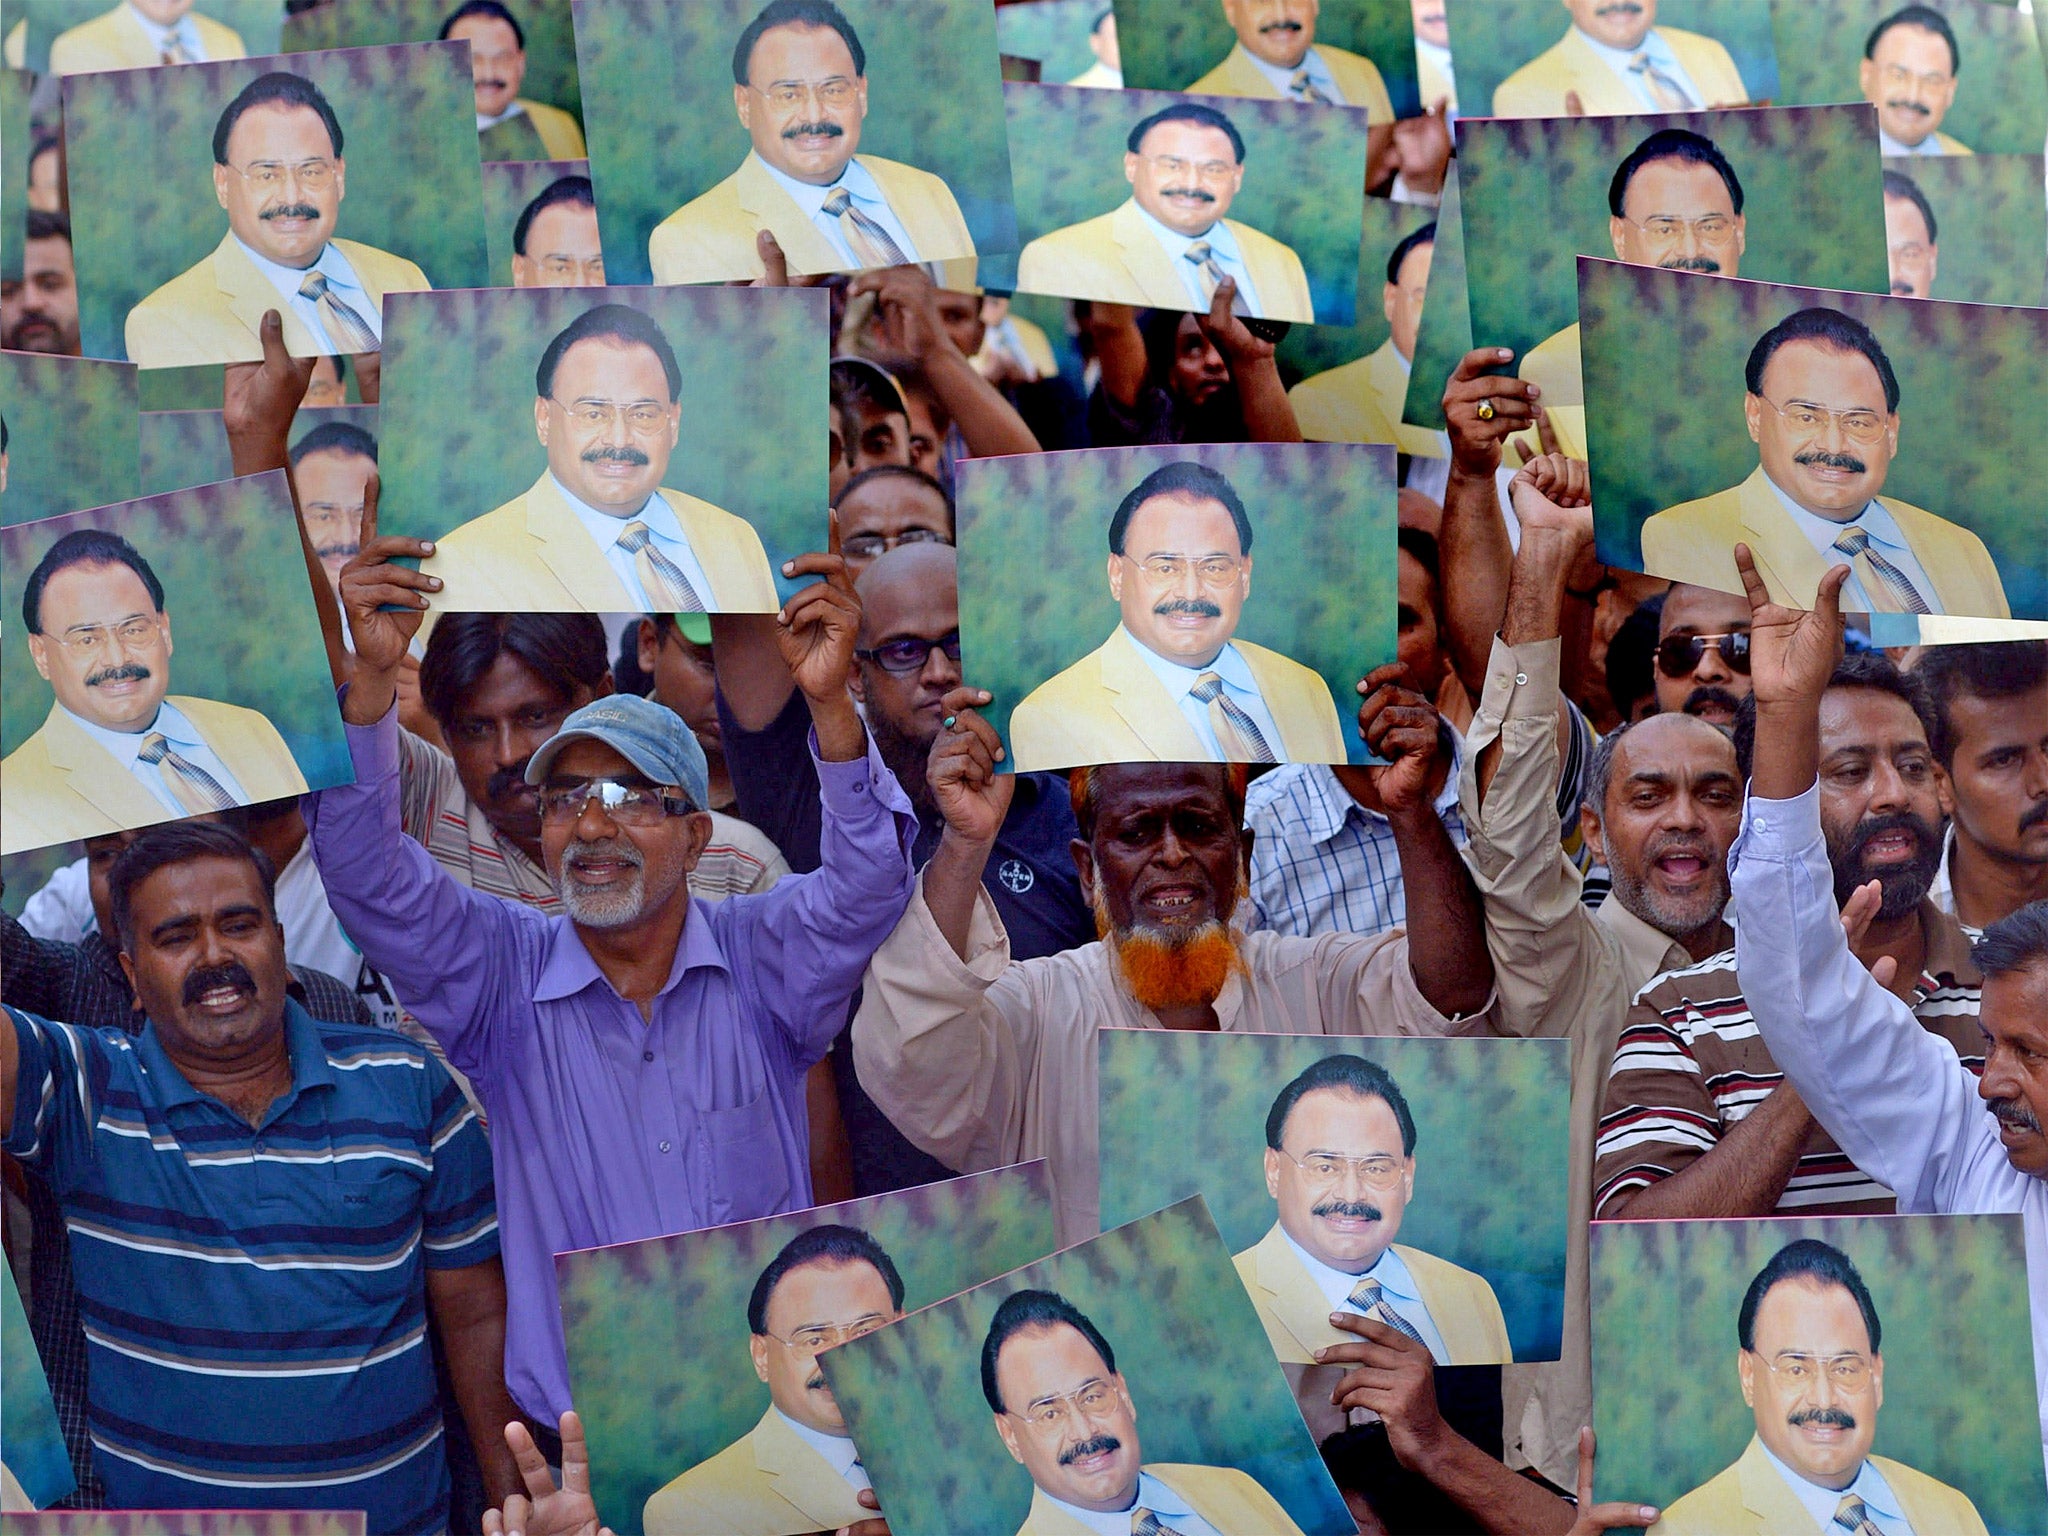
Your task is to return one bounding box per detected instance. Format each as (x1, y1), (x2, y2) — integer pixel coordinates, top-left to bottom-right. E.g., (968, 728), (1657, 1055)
(1043, 1471), (1225, 1536)
(63, 699), (248, 817)
(1571, 24), (1705, 109)
(775, 1409), (871, 1495)
(753, 151), (922, 267)
(550, 472), (716, 613)
(1878, 128), (1946, 157)
(1758, 1443), (1915, 1536)
(129, 1), (211, 59)
(1279, 1227), (1452, 1365)
(1116, 625), (1284, 760)
(1236, 41), (1349, 104)
(1762, 473), (1940, 615)
(231, 235), (380, 353)
(1131, 203), (1267, 315)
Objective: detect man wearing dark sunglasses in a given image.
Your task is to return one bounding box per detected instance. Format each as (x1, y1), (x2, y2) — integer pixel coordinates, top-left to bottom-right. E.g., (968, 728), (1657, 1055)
(1653, 582), (1754, 728)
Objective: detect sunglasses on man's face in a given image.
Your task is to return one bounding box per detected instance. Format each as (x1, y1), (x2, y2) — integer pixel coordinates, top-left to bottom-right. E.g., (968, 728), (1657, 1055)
(1655, 631), (1751, 679)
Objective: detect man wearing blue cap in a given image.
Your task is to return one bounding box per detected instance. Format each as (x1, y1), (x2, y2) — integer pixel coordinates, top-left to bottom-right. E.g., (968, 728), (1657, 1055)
(303, 494), (919, 1458)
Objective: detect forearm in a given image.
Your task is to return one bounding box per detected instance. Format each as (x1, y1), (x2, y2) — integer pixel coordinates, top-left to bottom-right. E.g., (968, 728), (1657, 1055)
(922, 351), (1040, 458)
(1083, 311), (1147, 406)
(430, 1264), (523, 1509)
(709, 615), (798, 734)
(1402, 1432), (1575, 1536)
(1602, 1084), (1811, 1219)
(803, 687), (866, 764)
(1230, 355), (1303, 443)
(1750, 698), (1821, 802)
(924, 828), (996, 960)
(1389, 802), (1493, 1018)
(1440, 466), (1515, 695)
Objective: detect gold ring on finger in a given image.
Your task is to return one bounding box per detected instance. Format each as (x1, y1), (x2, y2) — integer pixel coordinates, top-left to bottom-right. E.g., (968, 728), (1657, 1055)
(1475, 398), (1496, 421)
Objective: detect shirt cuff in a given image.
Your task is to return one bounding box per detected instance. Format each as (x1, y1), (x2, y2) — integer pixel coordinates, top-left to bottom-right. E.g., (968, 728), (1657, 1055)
(1730, 781), (1823, 867)
(340, 693), (402, 784)
(810, 724), (917, 827)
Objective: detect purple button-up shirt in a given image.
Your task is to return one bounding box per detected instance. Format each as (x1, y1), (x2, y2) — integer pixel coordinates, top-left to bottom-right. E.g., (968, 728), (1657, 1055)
(305, 704), (917, 1419)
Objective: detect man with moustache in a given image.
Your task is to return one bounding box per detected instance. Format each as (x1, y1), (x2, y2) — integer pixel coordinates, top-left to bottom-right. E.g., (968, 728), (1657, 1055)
(1597, 651), (1990, 1219)
(421, 303), (779, 612)
(643, 1224), (905, 1535)
(125, 72), (432, 368)
(1234, 1054), (1510, 1367)
(440, 0), (586, 162)
(1651, 583), (1753, 728)
(1492, 0), (1748, 118)
(648, 0), (976, 285)
(47, 0), (245, 74)
(511, 175), (605, 288)
(0, 821), (515, 1528)
(1517, 127), (1747, 464)
(1017, 103), (1313, 322)
(983, 1289), (1309, 1536)
(1653, 1243), (1989, 1534)
(1730, 546), (2048, 1473)
(306, 500), (919, 1456)
(1289, 220), (1446, 453)
(1883, 170), (1940, 299)
(1188, 0), (1395, 125)
(288, 418), (377, 610)
(1068, 8), (1122, 89)
(1919, 641), (2048, 934)
(2, 529), (307, 855)
(833, 463), (953, 576)
(853, 660), (1496, 1244)
(1641, 306), (2009, 618)
(1863, 6), (1971, 157)
(1, 210), (82, 356)
(1008, 461), (1344, 769)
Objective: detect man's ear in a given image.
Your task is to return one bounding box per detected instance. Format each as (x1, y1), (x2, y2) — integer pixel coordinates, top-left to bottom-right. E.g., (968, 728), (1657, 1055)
(1607, 214), (1629, 262)
(213, 161), (231, 212)
(749, 1333), (772, 1385)
(1070, 836), (1096, 896)
(1743, 393), (1763, 446)
(1263, 1145), (1284, 1199)
(1579, 803), (1606, 867)
(1933, 762), (1956, 819)
(1737, 1349), (1756, 1408)
(1123, 150), (1141, 187)
(993, 1412), (1025, 1465)
(534, 395), (551, 448)
(734, 82), (753, 132)
(26, 632), (51, 683)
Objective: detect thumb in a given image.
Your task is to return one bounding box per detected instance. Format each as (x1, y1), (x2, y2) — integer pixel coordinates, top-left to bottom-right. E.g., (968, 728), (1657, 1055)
(1565, 89), (1586, 116)
(259, 307), (289, 366)
(757, 229), (790, 287)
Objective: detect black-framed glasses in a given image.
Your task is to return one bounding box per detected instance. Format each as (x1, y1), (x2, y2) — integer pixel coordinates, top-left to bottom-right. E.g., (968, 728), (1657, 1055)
(855, 631), (961, 676)
(1655, 632), (1751, 679)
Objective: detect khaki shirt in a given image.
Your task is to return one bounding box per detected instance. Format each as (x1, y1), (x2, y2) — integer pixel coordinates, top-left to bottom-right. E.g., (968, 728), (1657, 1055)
(851, 878), (1494, 1246)
(1457, 636), (1704, 1488)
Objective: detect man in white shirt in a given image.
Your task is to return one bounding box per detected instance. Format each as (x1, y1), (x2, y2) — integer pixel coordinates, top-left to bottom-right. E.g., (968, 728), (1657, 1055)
(1862, 6), (1972, 157)
(421, 303), (779, 613)
(643, 1224), (903, 1536)
(1654, 1237), (1992, 1534)
(1730, 542), (2048, 1478)
(124, 72), (432, 368)
(1232, 1053), (1510, 1367)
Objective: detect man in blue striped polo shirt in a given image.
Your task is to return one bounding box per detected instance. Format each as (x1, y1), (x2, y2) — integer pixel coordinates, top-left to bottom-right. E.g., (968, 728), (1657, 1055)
(2, 820), (516, 1531)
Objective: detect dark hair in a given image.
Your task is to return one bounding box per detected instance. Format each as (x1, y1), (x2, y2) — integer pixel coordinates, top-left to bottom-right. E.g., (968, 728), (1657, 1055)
(418, 612), (610, 728)
(288, 419), (378, 468)
(1917, 641), (2048, 766)
(23, 529), (164, 634)
(1604, 592), (1665, 721)
(1127, 102), (1245, 163)
(831, 356), (909, 421)
(1733, 651), (1936, 779)
(981, 1290), (1116, 1414)
(28, 131), (60, 169)
(746, 1224), (905, 1334)
(1, 413), (8, 454)
(1608, 127), (1744, 217)
(311, 351), (351, 386)
(1974, 901), (2048, 980)
(1265, 1054), (1417, 1156)
(514, 175), (596, 257)
(1385, 221), (1437, 287)
(213, 72), (343, 165)
(1881, 169), (1938, 245)
(732, 0), (865, 83)
(534, 303), (681, 403)
(1865, 4), (1959, 74)
(1069, 762), (1248, 842)
(1737, 1238), (1881, 1354)
(1092, 7), (1114, 31)
(1107, 461), (1252, 556)
(1744, 307), (1899, 414)
(439, 0), (523, 48)
(1397, 525), (1440, 590)
(831, 462), (954, 519)
(25, 208), (70, 247)
(109, 820), (278, 954)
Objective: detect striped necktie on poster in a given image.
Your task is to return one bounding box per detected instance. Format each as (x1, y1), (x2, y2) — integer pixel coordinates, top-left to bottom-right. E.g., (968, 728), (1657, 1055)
(1190, 671), (1274, 761)
(1346, 1276), (1430, 1347)
(1290, 69), (1332, 104)
(298, 271), (379, 353)
(1629, 51), (1698, 109)
(1831, 1494), (1883, 1536)
(620, 521), (707, 612)
(1183, 243), (1252, 317)
(822, 186), (910, 268)
(138, 733), (236, 814)
(1833, 528), (1933, 614)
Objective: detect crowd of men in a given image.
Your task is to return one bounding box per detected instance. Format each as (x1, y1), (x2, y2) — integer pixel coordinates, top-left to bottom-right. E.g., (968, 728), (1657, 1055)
(5, 1), (2048, 1535)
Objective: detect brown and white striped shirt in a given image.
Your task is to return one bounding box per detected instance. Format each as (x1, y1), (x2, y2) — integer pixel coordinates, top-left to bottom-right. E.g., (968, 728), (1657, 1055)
(1594, 901), (1984, 1216)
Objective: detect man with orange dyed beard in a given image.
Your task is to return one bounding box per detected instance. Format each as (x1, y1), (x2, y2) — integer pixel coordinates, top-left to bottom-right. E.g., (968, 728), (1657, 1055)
(852, 671), (1498, 1248)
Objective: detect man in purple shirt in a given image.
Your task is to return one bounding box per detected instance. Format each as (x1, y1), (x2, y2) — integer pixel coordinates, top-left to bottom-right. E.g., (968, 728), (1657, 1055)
(305, 498), (917, 1436)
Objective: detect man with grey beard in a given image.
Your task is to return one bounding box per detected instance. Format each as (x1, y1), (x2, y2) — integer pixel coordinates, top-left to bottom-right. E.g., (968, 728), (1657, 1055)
(305, 489), (918, 1463)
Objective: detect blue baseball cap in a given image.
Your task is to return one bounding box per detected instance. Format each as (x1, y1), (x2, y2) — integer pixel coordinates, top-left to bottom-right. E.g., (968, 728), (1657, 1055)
(523, 693), (710, 811)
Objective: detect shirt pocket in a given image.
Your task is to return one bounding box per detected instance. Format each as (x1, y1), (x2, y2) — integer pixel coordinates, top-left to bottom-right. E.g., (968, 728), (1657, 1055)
(698, 1092), (792, 1225)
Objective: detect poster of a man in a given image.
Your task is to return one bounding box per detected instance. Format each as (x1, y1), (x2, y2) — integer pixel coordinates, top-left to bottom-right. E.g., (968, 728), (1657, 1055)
(511, 174), (606, 287)
(1070, 7), (1121, 87)
(1862, 4), (1970, 156)
(1491, 0), (1750, 117)
(642, 1225), (906, 1536)
(441, 0), (586, 161)
(1187, 0), (1395, 122)
(1288, 219), (1446, 453)
(647, 0), (977, 284)
(1883, 168), (1937, 297)
(1005, 460), (1343, 769)
(1233, 1054), (1511, 1367)
(417, 302), (780, 612)
(121, 71), (432, 368)
(48, 0), (247, 74)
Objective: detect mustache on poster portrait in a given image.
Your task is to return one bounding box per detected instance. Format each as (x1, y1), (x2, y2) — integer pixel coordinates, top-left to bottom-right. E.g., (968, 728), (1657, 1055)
(1659, 257), (1722, 273)
(1259, 20), (1303, 34)
(260, 203), (323, 222)
(1595, 1), (1645, 16)
(784, 120), (844, 140)
(85, 662), (152, 689)
(1786, 1406), (1857, 1430)
(1311, 1197), (1383, 1221)
(1159, 188), (1217, 206)
(183, 960), (257, 1007)
(1059, 1435), (1122, 1467)
(316, 541), (359, 561)
(1887, 99), (1932, 120)
(1793, 449), (1868, 475)
(581, 444), (651, 466)
(1152, 598), (1223, 619)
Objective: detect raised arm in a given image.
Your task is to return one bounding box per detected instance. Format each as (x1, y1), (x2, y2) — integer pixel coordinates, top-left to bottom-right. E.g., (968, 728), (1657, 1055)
(1196, 279), (1301, 443)
(1077, 302), (1150, 411)
(845, 267), (1040, 459)
(1437, 348), (1535, 696)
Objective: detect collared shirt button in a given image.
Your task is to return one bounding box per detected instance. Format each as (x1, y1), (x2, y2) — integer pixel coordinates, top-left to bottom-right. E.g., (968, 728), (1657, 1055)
(643, 1050), (654, 1062)
(658, 1139), (672, 1153)
(1515, 672), (1529, 686)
